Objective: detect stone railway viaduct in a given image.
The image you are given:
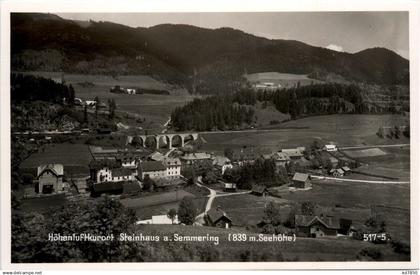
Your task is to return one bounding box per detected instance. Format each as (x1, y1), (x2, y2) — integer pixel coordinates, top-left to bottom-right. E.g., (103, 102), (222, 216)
(126, 133), (199, 149)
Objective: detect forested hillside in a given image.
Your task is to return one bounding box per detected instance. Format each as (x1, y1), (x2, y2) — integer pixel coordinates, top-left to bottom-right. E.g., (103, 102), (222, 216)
(11, 13), (409, 94)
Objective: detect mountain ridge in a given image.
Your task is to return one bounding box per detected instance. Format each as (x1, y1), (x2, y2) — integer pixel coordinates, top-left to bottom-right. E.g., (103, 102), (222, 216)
(11, 13), (409, 90)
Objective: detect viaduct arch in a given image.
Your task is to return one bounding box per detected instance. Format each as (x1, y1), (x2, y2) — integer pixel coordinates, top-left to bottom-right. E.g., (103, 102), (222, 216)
(126, 133), (199, 149)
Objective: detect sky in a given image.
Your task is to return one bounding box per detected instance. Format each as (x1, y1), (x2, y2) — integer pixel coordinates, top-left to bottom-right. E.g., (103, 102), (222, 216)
(58, 12), (409, 59)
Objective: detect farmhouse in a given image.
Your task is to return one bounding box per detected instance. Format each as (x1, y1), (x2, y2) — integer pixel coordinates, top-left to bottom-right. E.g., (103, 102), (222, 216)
(223, 182), (237, 192)
(281, 147), (305, 160)
(329, 168), (344, 177)
(89, 159), (137, 183)
(116, 153), (138, 168)
(35, 163), (65, 194)
(231, 147), (262, 166)
(139, 161), (167, 180)
(112, 167), (135, 182)
(272, 152), (291, 167)
(291, 172), (311, 189)
(324, 144), (338, 152)
(212, 155), (233, 175)
(180, 152), (212, 165)
(137, 214), (179, 225)
(205, 208), (232, 229)
(251, 185), (268, 196)
(164, 157), (181, 178)
(295, 215), (340, 238)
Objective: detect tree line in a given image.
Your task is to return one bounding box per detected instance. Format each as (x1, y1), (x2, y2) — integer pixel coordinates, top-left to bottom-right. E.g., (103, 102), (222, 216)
(257, 83), (366, 119)
(171, 89), (256, 131)
(11, 73), (75, 104)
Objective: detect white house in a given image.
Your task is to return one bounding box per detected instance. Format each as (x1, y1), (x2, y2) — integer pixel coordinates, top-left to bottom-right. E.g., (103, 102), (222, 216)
(35, 164), (65, 194)
(324, 144), (338, 152)
(137, 214), (179, 225)
(164, 158), (181, 178)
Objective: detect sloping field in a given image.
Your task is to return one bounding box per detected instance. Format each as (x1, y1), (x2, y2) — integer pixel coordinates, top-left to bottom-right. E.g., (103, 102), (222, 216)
(245, 72), (323, 88)
(344, 148), (387, 158)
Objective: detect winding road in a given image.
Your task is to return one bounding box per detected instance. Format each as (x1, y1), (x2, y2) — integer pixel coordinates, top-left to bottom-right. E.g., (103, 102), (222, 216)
(194, 176), (251, 225)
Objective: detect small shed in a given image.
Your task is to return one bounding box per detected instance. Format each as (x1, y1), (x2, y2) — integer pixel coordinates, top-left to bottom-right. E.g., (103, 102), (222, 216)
(342, 166), (351, 174)
(292, 172), (311, 189)
(251, 185), (268, 196)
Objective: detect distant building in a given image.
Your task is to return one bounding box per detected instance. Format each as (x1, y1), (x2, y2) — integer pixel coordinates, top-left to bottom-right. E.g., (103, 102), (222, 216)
(89, 159), (137, 183)
(231, 147), (262, 166)
(272, 152), (291, 167)
(137, 214), (179, 225)
(212, 156), (233, 175)
(164, 157), (181, 178)
(180, 152), (212, 165)
(251, 185), (268, 196)
(223, 182), (237, 192)
(324, 144), (338, 152)
(291, 172), (311, 189)
(35, 164), (65, 194)
(140, 161), (166, 179)
(281, 147), (305, 160)
(329, 168), (344, 177)
(205, 208), (232, 229)
(295, 215), (340, 238)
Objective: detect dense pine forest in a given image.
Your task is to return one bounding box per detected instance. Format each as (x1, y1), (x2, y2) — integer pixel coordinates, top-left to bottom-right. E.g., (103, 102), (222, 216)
(171, 89), (257, 131)
(11, 73), (75, 104)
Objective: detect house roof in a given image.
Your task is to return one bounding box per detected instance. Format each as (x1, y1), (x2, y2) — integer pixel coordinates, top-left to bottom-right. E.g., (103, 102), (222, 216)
(295, 215), (340, 229)
(149, 151), (165, 161)
(292, 172), (309, 182)
(281, 148), (304, 158)
(112, 168), (134, 177)
(37, 164), (64, 177)
(252, 185), (268, 194)
(335, 168), (344, 174)
(141, 161), (166, 172)
(342, 166), (351, 172)
(274, 152), (291, 161)
(89, 159), (119, 170)
(206, 208), (232, 223)
(164, 157), (181, 166)
(181, 152), (211, 161)
(231, 147), (262, 161)
(212, 156), (231, 166)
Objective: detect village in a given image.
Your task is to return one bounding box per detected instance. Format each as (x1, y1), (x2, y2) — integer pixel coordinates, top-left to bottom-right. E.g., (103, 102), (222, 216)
(21, 123), (372, 240)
